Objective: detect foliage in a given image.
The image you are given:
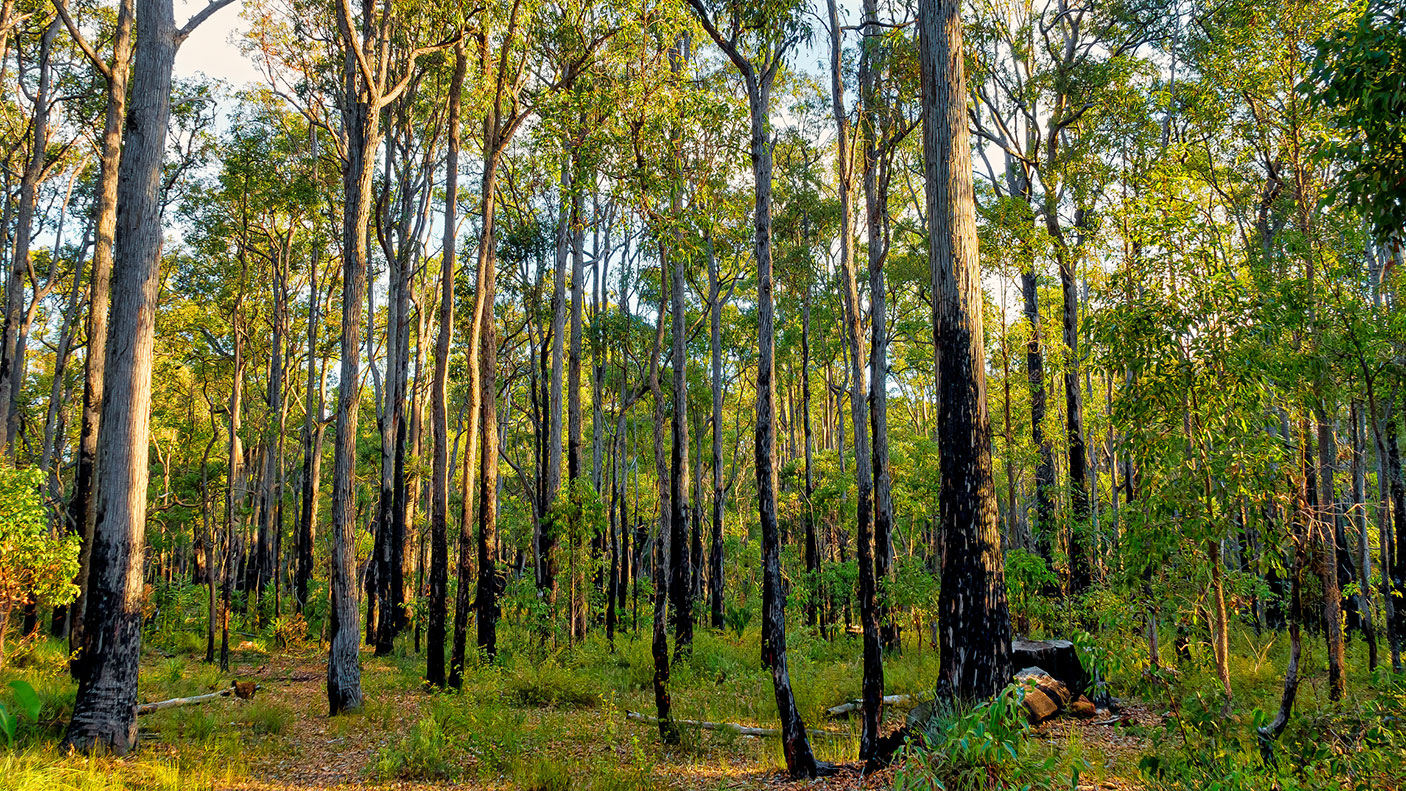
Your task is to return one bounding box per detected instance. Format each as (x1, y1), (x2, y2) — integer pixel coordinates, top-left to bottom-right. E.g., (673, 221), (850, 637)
(1308, 1), (1406, 241)
(0, 468), (79, 667)
(896, 685), (1077, 791)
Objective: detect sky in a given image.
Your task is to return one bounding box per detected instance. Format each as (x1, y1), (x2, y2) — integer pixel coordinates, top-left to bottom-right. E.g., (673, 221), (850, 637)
(172, 0), (855, 91)
(174, 0), (262, 87)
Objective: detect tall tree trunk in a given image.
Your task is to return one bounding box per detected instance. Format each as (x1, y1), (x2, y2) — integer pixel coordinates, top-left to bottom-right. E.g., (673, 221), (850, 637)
(296, 182), (324, 613)
(668, 224), (693, 659)
(62, 0), (180, 752)
(747, 81), (820, 779)
(1020, 244), (1055, 562)
(474, 150), (504, 663)
(826, 0), (881, 762)
(428, 43), (464, 688)
(707, 234), (725, 630)
(1314, 413), (1345, 700)
(1049, 209), (1091, 594)
(647, 259), (675, 743)
(802, 289), (818, 630)
(860, 0), (897, 654)
(64, 0), (133, 670)
(568, 157), (588, 641)
(0, 18), (59, 455)
(45, 224), (90, 638)
(325, 18), (381, 712)
(919, 0), (1013, 700)
(541, 150), (570, 603)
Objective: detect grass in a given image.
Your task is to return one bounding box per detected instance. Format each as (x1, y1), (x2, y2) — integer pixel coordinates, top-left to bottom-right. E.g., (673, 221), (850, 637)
(1, 611), (1403, 790)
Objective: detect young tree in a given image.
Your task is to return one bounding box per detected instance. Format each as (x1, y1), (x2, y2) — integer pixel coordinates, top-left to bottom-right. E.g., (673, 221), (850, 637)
(428, 41), (466, 689)
(685, 0), (823, 776)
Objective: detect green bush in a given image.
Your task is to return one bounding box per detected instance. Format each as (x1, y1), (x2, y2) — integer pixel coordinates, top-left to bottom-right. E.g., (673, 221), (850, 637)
(373, 714), (456, 780)
(504, 662), (599, 709)
(895, 686), (1073, 791)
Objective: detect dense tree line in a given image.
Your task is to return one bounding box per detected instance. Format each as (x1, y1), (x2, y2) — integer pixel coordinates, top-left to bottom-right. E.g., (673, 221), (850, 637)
(0, 0), (1400, 776)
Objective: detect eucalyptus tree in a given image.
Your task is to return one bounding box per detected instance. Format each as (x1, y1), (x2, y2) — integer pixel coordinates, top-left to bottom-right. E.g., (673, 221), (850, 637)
(428, 40), (466, 689)
(856, 0), (916, 653)
(61, 0), (234, 753)
(0, 15), (61, 458)
(967, 0), (1164, 591)
(325, 0), (455, 711)
(51, 0), (134, 657)
(917, 0), (1013, 701)
(684, 0), (823, 776)
(454, 0), (535, 677)
(824, 0), (881, 762)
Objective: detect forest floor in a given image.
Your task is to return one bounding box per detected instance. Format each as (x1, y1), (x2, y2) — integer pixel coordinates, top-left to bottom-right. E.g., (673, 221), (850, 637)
(2, 623), (1388, 790)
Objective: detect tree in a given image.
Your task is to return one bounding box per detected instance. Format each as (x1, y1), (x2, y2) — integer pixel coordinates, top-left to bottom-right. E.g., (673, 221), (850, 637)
(917, 0), (1013, 701)
(62, 0), (234, 753)
(684, 0), (824, 776)
(824, 0), (881, 762)
(428, 40), (466, 689)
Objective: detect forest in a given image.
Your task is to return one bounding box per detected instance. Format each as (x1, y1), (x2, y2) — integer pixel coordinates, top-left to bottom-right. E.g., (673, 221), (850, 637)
(0, 0), (1403, 787)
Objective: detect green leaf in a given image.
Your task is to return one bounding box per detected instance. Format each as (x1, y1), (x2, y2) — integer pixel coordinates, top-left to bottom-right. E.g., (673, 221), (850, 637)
(8, 680), (40, 722)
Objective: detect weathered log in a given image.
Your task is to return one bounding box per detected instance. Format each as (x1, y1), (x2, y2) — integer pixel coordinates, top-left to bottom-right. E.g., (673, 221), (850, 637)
(1014, 667), (1070, 724)
(136, 682), (256, 715)
(1011, 639), (1089, 696)
(825, 693), (913, 719)
(624, 711), (846, 738)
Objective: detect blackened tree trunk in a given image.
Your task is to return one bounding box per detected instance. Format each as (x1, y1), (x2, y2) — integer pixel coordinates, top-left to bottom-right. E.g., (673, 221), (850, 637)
(666, 140), (694, 658)
(826, 0), (880, 761)
(671, 1), (818, 759)
(63, 0), (202, 751)
(428, 43), (465, 688)
(707, 234), (725, 630)
(1021, 245), (1055, 561)
(296, 187), (324, 614)
(1049, 208), (1091, 594)
(918, 0), (1013, 700)
(743, 84), (820, 777)
(667, 247), (694, 656)
(57, 0), (133, 665)
(647, 266), (675, 743)
(859, 0), (897, 654)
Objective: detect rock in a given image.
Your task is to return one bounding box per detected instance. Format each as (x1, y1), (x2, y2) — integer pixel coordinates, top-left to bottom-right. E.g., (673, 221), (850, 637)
(1070, 696), (1096, 718)
(1015, 667), (1070, 724)
(1012, 639), (1090, 697)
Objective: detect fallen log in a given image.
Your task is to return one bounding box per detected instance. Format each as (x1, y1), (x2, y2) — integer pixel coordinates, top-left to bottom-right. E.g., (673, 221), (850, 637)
(137, 682), (257, 715)
(824, 693), (914, 719)
(624, 711), (847, 738)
